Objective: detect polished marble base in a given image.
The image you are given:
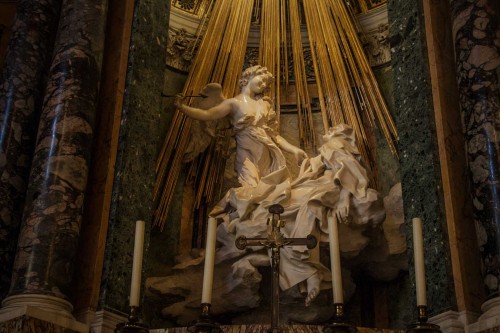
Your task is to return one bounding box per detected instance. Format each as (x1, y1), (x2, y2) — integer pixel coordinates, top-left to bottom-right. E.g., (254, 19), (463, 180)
(429, 310), (479, 333)
(151, 325), (404, 333)
(469, 297), (500, 333)
(0, 315), (85, 333)
(0, 295), (88, 333)
(74, 309), (128, 333)
(92, 310), (130, 333)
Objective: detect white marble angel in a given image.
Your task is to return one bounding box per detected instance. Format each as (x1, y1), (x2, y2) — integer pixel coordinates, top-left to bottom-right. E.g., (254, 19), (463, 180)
(175, 65), (385, 306)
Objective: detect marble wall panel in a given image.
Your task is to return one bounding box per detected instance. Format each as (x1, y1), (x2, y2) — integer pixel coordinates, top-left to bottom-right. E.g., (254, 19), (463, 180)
(143, 91), (188, 327)
(423, 0), (483, 314)
(72, 0), (136, 317)
(99, 0), (172, 315)
(388, 0), (456, 318)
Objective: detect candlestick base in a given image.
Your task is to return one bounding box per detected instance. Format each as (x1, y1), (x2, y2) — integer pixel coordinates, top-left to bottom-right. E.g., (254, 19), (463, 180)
(406, 305), (441, 333)
(115, 306), (149, 333)
(188, 303), (223, 333)
(323, 303), (358, 333)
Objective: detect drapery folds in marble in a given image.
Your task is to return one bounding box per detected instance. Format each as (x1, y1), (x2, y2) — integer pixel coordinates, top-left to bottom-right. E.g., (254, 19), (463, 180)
(0, 0), (63, 300)
(450, 0), (500, 297)
(8, 0), (108, 300)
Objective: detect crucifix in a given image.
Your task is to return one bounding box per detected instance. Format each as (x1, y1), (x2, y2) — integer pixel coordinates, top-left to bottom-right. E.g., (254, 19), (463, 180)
(235, 204), (318, 333)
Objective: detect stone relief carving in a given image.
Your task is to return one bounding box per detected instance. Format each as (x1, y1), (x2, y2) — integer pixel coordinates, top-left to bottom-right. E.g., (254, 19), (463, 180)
(172, 0), (206, 16)
(166, 28), (199, 72)
(146, 181), (406, 326)
(167, 3), (390, 72)
(364, 0), (386, 10)
(362, 23), (391, 67)
(284, 48), (316, 82)
(176, 0), (196, 11)
(243, 47), (259, 69)
(348, 0), (387, 14)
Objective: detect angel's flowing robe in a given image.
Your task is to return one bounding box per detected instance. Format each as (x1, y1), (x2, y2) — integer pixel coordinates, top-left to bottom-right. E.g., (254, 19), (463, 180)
(210, 105), (384, 291)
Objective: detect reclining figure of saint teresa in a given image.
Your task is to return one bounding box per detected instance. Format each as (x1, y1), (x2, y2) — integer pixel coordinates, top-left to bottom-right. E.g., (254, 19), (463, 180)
(149, 65), (405, 324)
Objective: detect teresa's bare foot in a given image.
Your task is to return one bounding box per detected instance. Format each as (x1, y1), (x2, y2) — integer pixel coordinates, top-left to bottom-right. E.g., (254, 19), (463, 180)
(305, 273), (321, 306)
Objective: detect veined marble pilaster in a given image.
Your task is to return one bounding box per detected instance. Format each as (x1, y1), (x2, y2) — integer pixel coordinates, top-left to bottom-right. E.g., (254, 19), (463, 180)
(449, 0), (500, 300)
(429, 310), (480, 333)
(99, 0), (171, 317)
(0, 0), (62, 300)
(8, 0), (108, 304)
(388, 0), (456, 320)
(88, 310), (127, 333)
(0, 294), (87, 332)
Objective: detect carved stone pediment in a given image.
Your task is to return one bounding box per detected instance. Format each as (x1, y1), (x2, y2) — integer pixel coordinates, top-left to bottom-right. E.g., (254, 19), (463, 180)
(362, 22), (390, 67)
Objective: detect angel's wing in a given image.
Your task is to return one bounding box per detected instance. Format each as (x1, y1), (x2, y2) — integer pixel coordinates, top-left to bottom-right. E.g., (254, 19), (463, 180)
(183, 83), (229, 162)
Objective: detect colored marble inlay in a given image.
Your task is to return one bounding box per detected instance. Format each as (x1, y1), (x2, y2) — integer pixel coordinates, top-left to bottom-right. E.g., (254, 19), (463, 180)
(99, 0), (172, 314)
(0, 0), (62, 300)
(450, 0), (500, 296)
(388, 0), (456, 317)
(9, 0), (107, 299)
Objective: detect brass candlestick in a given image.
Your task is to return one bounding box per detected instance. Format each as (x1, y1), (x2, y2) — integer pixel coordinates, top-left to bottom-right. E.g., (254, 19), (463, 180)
(323, 303), (357, 333)
(406, 305), (441, 333)
(115, 306), (149, 333)
(188, 303), (222, 333)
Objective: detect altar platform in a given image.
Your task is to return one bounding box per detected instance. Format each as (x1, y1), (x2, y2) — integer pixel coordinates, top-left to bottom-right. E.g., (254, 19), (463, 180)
(150, 325), (405, 333)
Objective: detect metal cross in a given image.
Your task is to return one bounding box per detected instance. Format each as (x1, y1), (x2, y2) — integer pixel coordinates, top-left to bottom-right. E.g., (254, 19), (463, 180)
(235, 204), (317, 333)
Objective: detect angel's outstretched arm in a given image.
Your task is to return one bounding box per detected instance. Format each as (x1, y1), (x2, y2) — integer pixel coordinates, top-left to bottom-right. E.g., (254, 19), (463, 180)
(175, 96), (232, 121)
(275, 135), (308, 165)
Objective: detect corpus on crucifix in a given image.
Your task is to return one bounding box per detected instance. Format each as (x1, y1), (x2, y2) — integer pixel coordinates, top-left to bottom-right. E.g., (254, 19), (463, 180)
(235, 203), (318, 332)
(173, 65), (386, 313)
(154, 0), (397, 325)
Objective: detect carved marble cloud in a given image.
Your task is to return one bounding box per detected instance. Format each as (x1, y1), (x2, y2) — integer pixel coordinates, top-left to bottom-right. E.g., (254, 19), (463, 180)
(147, 66), (407, 325)
(146, 129), (406, 324)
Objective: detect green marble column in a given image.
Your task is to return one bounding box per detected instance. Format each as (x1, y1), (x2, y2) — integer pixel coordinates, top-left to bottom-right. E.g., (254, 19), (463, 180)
(98, 0), (172, 317)
(388, 0), (456, 319)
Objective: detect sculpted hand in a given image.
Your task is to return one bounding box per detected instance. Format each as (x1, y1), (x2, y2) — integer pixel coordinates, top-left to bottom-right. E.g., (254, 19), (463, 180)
(334, 203), (350, 224)
(293, 148), (308, 166)
(174, 94), (185, 109)
(335, 188), (351, 224)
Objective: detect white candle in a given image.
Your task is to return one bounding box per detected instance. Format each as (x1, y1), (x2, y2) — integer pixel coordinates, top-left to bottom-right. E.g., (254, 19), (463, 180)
(201, 217), (217, 304)
(328, 214), (344, 303)
(412, 217), (427, 306)
(130, 220), (145, 307)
